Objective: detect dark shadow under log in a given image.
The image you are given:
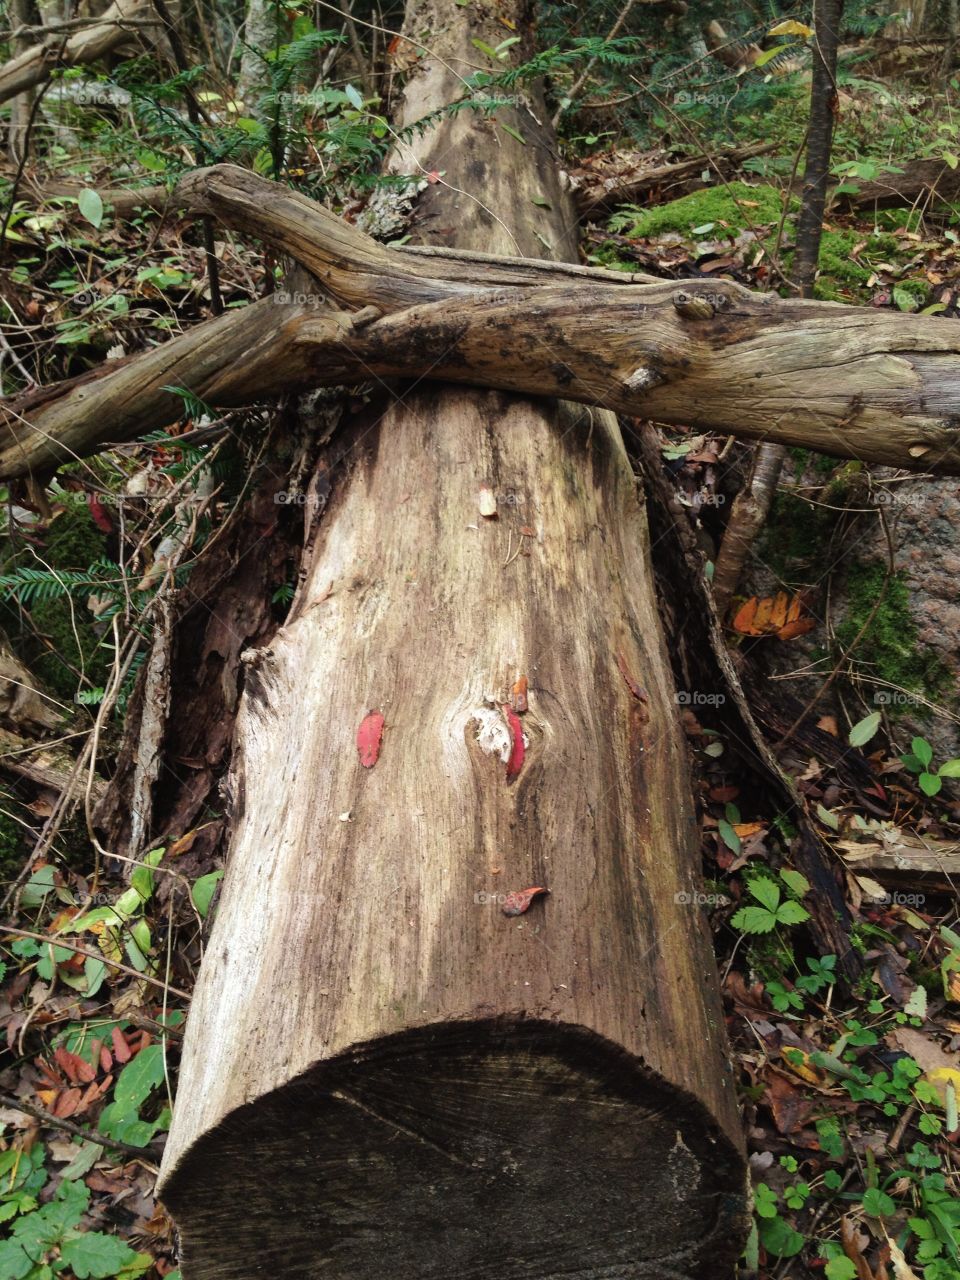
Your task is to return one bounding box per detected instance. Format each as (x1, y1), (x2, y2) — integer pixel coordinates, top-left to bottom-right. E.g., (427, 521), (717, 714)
(162, 1021), (746, 1280)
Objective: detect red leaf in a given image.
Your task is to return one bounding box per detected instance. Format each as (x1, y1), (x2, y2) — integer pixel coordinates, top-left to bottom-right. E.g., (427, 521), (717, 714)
(503, 706), (524, 780)
(111, 1026), (131, 1064)
(502, 886), (549, 916)
(55, 1046), (96, 1084)
(88, 495), (113, 534)
(53, 1087), (83, 1118)
(357, 711), (385, 768)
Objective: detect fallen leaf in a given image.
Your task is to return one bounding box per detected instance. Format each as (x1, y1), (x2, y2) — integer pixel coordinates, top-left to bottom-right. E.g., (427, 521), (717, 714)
(502, 886), (549, 916)
(52, 1087), (83, 1119)
(764, 1069), (814, 1135)
(884, 1232), (921, 1280)
(54, 1046), (96, 1085)
(841, 1214), (875, 1280)
(88, 495), (113, 534)
(357, 711), (385, 768)
(732, 592), (815, 640)
(511, 675), (528, 714)
(111, 1026), (132, 1064)
(925, 1067), (960, 1109)
(167, 829), (198, 857)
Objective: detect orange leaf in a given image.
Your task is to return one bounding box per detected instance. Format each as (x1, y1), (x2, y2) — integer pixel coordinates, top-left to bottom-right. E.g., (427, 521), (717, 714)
(732, 596), (762, 635)
(753, 594), (776, 632)
(777, 616), (816, 640)
(510, 675), (528, 714)
(111, 1026), (132, 1064)
(167, 829), (198, 857)
(732, 592), (815, 640)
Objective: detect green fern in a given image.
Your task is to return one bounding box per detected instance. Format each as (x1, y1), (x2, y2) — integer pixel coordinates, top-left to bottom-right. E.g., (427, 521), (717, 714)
(0, 560), (124, 608)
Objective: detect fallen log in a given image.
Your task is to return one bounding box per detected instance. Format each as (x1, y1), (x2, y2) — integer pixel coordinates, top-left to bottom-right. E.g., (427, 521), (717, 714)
(839, 831), (960, 894)
(567, 140), (778, 218)
(26, 180), (172, 218)
(4, 180), (960, 479)
(152, 0), (750, 1274)
(834, 157), (960, 211)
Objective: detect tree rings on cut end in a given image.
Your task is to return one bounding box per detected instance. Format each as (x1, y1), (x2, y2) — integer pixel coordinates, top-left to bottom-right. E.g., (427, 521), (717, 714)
(160, 1019), (748, 1279)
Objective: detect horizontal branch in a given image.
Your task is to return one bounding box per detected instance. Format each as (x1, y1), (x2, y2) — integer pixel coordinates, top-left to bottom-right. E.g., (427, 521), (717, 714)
(568, 141), (778, 219)
(0, 0), (167, 104)
(4, 164), (960, 478)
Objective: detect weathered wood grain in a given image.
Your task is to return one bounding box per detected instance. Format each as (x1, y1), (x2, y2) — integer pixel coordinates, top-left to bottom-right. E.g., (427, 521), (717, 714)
(156, 0), (749, 1275)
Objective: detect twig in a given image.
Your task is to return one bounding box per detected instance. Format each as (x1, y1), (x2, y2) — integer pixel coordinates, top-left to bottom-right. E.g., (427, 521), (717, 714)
(0, 1090), (157, 1158)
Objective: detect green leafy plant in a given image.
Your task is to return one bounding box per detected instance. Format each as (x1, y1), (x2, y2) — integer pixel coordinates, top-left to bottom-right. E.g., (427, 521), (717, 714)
(731, 869), (811, 935)
(753, 1182), (805, 1259)
(0, 1149), (150, 1279)
(899, 736), (960, 797)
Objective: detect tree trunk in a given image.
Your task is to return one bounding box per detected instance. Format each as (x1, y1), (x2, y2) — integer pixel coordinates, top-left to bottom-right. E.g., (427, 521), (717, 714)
(155, 0), (749, 1275)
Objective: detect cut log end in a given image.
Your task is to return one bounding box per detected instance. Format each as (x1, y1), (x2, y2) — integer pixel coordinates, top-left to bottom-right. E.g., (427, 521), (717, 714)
(160, 1020), (748, 1280)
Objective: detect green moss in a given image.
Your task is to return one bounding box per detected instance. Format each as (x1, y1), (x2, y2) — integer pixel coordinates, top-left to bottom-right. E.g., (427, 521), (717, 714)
(0, 795), (25, 883)
(789, 449), (847, 479)
(872, 208), (923, 233)
(808, 227), (900, 302)
(760, 491), (834, 580)
(894, 277), (931, 308)
(610, 181), (792, 241)
(836, 563), (953, 703)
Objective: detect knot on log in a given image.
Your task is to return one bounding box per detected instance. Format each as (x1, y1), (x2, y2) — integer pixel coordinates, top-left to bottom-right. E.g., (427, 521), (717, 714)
(624, 365), (668, 393)
(672, 289), (729, 321)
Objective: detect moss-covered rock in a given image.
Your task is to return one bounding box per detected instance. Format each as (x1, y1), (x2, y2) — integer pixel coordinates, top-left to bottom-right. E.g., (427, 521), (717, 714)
(836, 563), (952, 703)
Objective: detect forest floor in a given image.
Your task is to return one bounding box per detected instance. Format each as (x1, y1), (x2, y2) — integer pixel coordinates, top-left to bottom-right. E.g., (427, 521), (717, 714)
(0, 22), (959, 1280)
